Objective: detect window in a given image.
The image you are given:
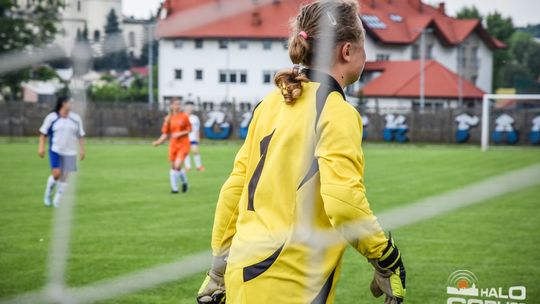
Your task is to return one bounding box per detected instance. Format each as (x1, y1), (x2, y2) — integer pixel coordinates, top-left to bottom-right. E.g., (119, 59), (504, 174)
(174, 39), (183, 48)
(77, 0), (81, 12)
(361, 15), (387, 29)
(471, 46), (479, 68)
(195, 69), (203, 80)
(262, 40), (272, 50)
(219, 71), (227, 83)
(389, 14), (403, 22)
(94, 30), (100, 42)
(195, 39), (203, 49)
(376, 54), (390, 61)
(229, 73), (237, 83)
(263, 71), (275, 84)
(239, 40), (248, 49)
(411, 44), (419, 60)
(283, 40), (288, 50)
(458, 47), (466, 67)
(219, 39), (228, 49)
(174, 69), (183, 80)
(128, 31), (135, 48)
(427, 44), (433, 59)
(219, 70), (248, 84)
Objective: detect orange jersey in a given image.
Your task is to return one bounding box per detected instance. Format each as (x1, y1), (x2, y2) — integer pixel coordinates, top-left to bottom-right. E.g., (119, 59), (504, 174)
(161, 112), (192, 148)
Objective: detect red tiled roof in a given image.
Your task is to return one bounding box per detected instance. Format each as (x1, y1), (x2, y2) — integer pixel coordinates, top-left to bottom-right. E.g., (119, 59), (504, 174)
(362, 60), (485, 99)
(157, 0), (505, 49)
(359, 0), (504, 48)
(157, 0), (307, 39)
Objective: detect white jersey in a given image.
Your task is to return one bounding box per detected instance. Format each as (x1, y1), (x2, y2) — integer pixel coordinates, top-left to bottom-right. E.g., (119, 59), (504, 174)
(39, 112), (85, 156)
(188, 114), (201, 142)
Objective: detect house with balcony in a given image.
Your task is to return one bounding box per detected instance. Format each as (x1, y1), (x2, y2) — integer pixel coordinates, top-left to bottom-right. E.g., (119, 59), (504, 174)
(156, 0), (505, 111)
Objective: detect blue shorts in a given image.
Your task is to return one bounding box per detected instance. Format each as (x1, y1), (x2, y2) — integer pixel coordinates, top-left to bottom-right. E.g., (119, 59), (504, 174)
(49, 150), (77, 172)
(190, 141), (199, 145)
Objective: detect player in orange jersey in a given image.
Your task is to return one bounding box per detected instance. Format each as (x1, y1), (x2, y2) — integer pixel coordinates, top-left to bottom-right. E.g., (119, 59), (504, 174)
(152, 97), (192, 193)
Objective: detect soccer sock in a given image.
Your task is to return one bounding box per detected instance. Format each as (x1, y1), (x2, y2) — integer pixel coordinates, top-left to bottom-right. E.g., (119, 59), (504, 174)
(44, 175), (57, 206)
(194, 154), (203, 168)
(184, 155), (192, 170)
(179, 169), (188, 184)
(169, 169), (179, 192)
(45, 175), (57, 198)
(53, 181), (67, 208)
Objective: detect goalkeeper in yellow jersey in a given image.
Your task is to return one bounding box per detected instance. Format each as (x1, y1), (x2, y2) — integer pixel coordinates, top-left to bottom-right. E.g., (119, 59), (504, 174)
(197, 1), (405, 303)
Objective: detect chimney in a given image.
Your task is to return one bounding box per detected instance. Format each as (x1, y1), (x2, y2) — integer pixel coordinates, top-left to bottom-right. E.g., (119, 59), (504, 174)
(408, 0), (423, 13)
(371, 0), (376, 8)
(387, 0), (393, 4)
(272, 0), (281, 4)
(438, 2), (446, 15)
(251, 11), (262, 26)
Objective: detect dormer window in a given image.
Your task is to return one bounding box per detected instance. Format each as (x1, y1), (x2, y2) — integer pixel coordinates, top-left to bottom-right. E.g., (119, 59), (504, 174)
(389, 14), (403, 22)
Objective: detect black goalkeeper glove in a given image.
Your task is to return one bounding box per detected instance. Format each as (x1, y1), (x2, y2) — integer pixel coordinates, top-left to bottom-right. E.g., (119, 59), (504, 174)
(369, 234), (406, 304)
(197, 255), (227, 304)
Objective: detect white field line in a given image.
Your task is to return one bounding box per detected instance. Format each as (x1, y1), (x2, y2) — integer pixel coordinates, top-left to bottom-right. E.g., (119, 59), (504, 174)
(378, 162), (540, 230)
(2, 163), (539, 304)
(311, 163), (540, 249)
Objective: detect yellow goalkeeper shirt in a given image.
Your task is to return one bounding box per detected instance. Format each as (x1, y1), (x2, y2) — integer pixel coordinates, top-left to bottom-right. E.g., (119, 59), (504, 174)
(211, 69), (388, 304)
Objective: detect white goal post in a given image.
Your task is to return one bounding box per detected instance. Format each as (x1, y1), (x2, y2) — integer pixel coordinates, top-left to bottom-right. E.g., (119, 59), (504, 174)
(481, 94), (540, 151)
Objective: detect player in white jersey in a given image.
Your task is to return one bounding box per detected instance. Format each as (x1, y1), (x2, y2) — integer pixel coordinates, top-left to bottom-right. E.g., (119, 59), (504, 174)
(184, 102), (205, 171)
(38, 96), (86, 208)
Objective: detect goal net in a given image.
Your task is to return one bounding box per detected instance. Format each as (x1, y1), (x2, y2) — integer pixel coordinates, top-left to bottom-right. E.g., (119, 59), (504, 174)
(481, 94), (540, 151)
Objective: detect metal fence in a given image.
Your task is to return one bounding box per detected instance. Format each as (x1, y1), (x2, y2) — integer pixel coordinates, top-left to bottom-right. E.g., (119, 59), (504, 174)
(1, 101), (539, 145)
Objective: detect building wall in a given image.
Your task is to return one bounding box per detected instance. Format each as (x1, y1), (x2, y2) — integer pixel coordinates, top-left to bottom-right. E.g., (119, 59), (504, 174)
(53, 0), (141, 56)
(467, 33), (493, 93)
(85, 0), (123, 44)
(123, 21), (148, 58)
(159, 38), (291, 104)
(429, 33), (458, 72)
(364, 36), (411, 61)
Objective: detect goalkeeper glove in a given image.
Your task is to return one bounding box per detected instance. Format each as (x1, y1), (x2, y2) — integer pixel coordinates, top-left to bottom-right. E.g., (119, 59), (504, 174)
(197, 255), (227, 304)
(369, 234), (406, 304)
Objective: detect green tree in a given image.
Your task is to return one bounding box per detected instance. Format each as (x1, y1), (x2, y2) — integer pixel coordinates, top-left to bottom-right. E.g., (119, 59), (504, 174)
(498, 62), (532, 88)
(456, 6), (482, 22)
(519, 24), (540, 38)
(0, 0), (63, 101)
(94, 9), (130, 71)
(485, 11), (516, 90)
(486, 12), (515, 43)
(511, 32), (540, 68)
(136, 39), (159, 67)
(33, 66), (59, 81)
(508, 31), (540, 84)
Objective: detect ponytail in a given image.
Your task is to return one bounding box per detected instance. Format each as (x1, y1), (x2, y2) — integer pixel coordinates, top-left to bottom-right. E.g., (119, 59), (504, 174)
(274, 65), (309, 105)
(274, 0), (363, 105)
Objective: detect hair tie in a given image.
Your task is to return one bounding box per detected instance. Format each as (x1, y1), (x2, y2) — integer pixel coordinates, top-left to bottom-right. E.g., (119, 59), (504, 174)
(292, 64), (306, 75)
(298, 31), (308, 39)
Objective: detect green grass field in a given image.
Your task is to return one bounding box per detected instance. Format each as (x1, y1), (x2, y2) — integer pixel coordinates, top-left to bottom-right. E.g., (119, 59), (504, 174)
(1, 140), (539, 303)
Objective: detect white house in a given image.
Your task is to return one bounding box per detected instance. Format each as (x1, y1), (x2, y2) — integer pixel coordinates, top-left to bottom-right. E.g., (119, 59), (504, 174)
(17, 0), (149, 59)
(156, 0), (505, 108)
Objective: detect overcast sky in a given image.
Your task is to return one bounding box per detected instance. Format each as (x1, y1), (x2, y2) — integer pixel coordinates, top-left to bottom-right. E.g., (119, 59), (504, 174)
(123, 0), (540, 27)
